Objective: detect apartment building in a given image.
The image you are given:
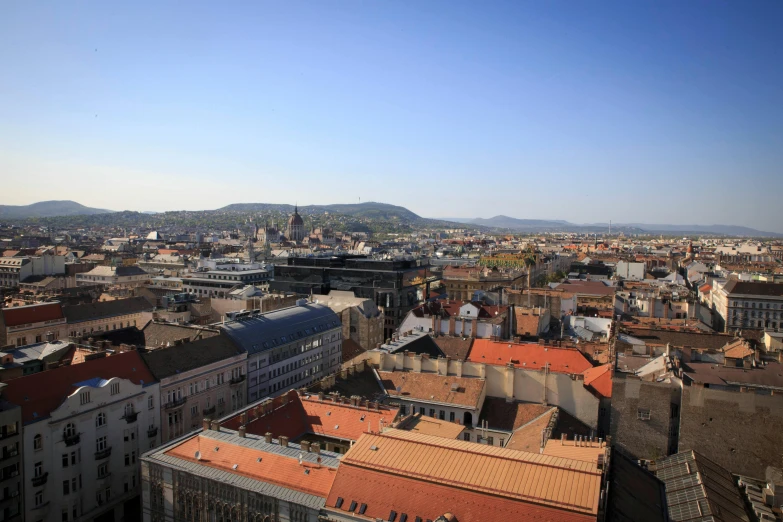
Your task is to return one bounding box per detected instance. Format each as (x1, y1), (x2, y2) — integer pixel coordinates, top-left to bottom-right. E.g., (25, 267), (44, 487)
(0, 386), (23, 521)
(398, 299), (511, 340)
(220, 302), (343, 403)
(141, 336), (247, 443)
(75, 265), (150, 288)
(181, 258), (273, 298)
(0, 302), (67, 348)
(0, 254), (65, 289)
(64, 297), (154, 338)
(3, 351), (160, 522)
(318, 290), (384, 350)
(711, 278), (783, 332)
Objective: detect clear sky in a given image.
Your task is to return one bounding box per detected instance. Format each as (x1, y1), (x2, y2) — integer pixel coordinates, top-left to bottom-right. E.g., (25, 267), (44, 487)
(1, 1), (781, 230)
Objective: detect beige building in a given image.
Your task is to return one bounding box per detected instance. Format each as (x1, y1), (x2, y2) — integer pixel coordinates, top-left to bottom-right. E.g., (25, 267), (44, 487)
(319, 290), (384, 350)
(76, 265), (150, 288)
(0, 301), (67, 348)
(141, 335), (247, 443)
(64, 297), (154, 338)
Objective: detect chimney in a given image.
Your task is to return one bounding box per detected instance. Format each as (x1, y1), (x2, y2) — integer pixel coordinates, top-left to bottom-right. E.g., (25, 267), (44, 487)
(210, 420), (220, 431)
(311, 442), (320, 454)
(240, 412), (248, 425)
(264, 432), (273, 444)
(202, 418), (211, 431)
(280, 436), (289, 447)
(317, 392), (324, 401)
(238, 425), (247, 438)
(300, 440), (311, 452)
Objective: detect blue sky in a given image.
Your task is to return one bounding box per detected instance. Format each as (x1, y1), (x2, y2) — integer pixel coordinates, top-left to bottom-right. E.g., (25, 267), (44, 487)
(1, 1), (781, 230)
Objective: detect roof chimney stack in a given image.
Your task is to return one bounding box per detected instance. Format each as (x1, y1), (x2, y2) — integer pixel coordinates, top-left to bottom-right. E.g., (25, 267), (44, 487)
(279, 436), (289, 447)
(264, 432), (273, 444)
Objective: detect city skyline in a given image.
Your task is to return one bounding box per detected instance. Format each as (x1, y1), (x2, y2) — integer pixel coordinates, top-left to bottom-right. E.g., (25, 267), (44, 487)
(1, 1), (781, 230)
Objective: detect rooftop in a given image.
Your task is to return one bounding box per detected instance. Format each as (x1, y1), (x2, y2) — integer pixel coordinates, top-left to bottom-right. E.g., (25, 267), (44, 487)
(141, 335), (243, 380)
(2, 350), (154, 424)
(468, 339), (593, 374)
(325, 429), (601, 521)
(653, 450), (750, 522)
(378, 370), (485, 409)
(393, 412), (465, 439)
(0, 301), (64, 327)
(62, 296), (153, 323)
(681, 361), (783, 390)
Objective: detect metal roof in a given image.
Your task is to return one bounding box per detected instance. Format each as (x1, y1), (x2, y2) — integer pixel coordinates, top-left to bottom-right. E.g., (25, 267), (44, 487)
(220, 304), (340, 355)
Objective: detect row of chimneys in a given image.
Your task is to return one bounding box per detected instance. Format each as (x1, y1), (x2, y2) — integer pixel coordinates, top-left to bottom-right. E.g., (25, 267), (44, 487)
(309, 391), (381, 411)
(559, 433), (606, 448)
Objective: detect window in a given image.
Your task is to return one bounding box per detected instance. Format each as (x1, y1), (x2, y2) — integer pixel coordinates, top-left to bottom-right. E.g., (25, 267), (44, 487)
(463, 433), (471, 441)
(124, 403), (135, 417)
(449, 411), (455, 422)
(35, 489), (44, 506)
(34, 461), (43, 477)
(148, 396), (154, 410)
(34, 434), (42, 450)
(63, 454), (69, 468)
(110, 383), (120, 395)
(487, 436), (494, 445)
(190, 405), (198, 416)
(637, 408), (651, 421)
(96, 413), (106, 427)
(63, 479), (70, 495)
(80, 391), (91, 405)
(439, 410), (445, 420)
(429, 409), (435, 417)
(96, 436), (107, 452)
(125, 453), (130, 466)
(63, 423), (76, 438)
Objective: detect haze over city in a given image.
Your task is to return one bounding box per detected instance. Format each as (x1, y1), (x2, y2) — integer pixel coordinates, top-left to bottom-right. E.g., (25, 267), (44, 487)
(2, 1), (782, 230)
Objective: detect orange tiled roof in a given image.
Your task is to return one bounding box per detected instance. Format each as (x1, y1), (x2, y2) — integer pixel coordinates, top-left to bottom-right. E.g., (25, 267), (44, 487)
(326, 429), (601, 520)
(582, 364), (612, 398)
(722, 339), (754, 360)
(3, 351), (155, 424)
(166, 434), (337, 498)
(468, 339), (593, 374)
(228, 392), (398, 443)
(394, 413), (465, 439)
(379, 371), (485, 408)
(542, 439), (607, 465)
(504, 409), (557, 453)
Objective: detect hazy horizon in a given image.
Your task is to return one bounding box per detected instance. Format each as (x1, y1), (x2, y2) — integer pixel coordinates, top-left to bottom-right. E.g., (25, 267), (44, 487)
(2, 1), (781, 230)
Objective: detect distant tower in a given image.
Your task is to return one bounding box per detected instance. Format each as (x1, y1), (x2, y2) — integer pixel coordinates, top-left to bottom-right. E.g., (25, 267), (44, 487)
(246, 236), (255, 262)
(287, 205), (305, 242)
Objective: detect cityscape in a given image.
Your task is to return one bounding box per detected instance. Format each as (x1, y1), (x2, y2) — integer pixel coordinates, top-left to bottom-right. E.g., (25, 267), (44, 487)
(2, 2), (782, 522)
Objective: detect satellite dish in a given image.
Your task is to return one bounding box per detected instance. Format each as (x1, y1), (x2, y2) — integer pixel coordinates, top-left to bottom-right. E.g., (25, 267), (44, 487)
(195, 451), (201, 460)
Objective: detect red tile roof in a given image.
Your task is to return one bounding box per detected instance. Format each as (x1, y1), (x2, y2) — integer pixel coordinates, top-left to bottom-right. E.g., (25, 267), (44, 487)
(325, 431), (598, 522)
(225, 391), (398, 442)
(468, 339), (593, 374)
(3, 350), (154, 424)
(167, 434), (337, 498)
(410, 300), (507, 319)
(1, 302), (64, 327)
(582, 364), (612, 398)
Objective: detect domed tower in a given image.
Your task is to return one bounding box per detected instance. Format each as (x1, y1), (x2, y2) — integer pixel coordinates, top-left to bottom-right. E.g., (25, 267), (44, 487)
(287, 205), (305, 242)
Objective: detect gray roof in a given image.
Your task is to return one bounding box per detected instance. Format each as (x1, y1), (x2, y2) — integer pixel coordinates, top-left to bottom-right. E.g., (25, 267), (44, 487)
(141, 335), (244, 380)
(142, 429), (340, 510)
(220, 304), (340, 355)
(62, 296), (154, 323)
(0, 340), (72, 367)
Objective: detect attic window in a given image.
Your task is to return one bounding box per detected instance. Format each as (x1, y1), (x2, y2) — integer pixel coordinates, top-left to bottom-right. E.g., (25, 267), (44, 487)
(214, 446), (220, 452)
(359, 503), (368, 514)
(256, 457), (262, 462)
(232, 464), (238, 470)
(334, 425), (339, 430)
(389, 510), (398, 522)
(637, 409), (651, 421)
(349, 501), (357, 512)
(336, 498), (344, 509)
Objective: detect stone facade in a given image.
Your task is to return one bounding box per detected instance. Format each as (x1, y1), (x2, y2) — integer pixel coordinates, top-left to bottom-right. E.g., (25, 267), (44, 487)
(609, 376), (681, 461)
(678, 385), (783, 478)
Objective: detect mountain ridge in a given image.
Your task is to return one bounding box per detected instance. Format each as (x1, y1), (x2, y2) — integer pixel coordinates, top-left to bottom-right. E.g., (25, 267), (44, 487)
(0, 200), (113, 218)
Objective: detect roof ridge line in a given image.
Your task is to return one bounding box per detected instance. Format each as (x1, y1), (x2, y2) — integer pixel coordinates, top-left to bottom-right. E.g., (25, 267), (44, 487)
(378, 432), (600, 475)
(340, 458), (597, 514)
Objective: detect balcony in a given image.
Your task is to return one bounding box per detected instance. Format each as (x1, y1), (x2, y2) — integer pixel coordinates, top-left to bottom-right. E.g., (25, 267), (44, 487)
(229, 374), (246, 386)
(31, 472), (48, 487)
(202, 405), (216, 416)
(64, 432), (81, 447)
(0, 430), (18, 441)
(94, 447), (112, 460)
(97, 471), (112, 482)
(163, 397), (187, 410)
(0, 468), (19, 483)
(147, 426), (158, 438)
(0, 448), (18, 462)
(123, 411), (139, 424)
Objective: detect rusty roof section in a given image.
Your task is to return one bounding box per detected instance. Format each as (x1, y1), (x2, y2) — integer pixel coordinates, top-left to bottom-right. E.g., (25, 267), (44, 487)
(341, 429), (602, 515)
(378, 370), (485, 409)
(165, 434), (338, 498)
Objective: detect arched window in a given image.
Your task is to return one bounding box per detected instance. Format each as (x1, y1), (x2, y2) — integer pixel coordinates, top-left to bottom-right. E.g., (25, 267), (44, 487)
(33, 434), (42, 450)
(63, 423), (76, 438)
(96, 413), (106, 427)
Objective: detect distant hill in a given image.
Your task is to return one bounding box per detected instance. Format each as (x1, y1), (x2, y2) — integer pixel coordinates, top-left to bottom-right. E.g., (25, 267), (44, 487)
(218, 202), (421, 221)
(0, 200), (113, 218)
(440, 215), (782, 237)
